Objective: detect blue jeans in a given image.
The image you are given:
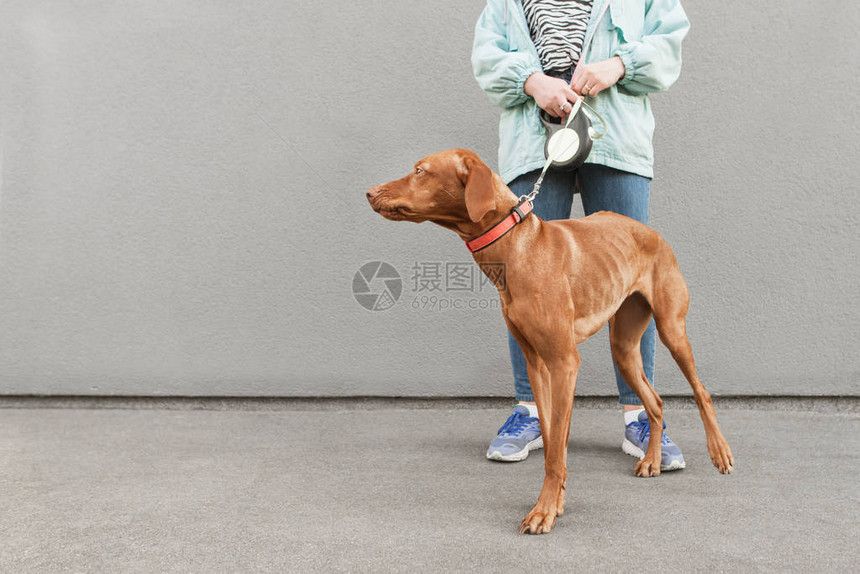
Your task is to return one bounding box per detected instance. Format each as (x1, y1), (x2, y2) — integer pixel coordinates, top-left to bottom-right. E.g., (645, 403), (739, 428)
(507, 164), (657, 405)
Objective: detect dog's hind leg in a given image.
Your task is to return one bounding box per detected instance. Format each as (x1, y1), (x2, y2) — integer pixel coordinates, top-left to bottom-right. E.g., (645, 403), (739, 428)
(650, 263), (734, 474)
(609, 293), (665, 477)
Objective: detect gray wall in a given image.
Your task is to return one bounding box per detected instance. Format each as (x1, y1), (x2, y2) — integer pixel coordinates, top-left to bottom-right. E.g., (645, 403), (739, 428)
(1, 1), (857, 397)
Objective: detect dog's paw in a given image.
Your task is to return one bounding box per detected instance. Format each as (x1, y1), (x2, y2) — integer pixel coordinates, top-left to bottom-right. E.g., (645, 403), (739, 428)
(709, 439), (734, 474)
(634, 457), (661, 477)
(520, 505), (558, 535)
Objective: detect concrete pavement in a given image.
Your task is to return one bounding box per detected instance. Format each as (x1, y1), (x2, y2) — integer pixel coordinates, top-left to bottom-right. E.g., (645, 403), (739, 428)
(2, 401), (858, 572)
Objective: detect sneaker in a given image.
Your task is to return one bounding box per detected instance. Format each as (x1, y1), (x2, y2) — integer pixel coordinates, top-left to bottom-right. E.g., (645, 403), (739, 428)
(486, 405), (543, 462)
(622, 410), (686, 471)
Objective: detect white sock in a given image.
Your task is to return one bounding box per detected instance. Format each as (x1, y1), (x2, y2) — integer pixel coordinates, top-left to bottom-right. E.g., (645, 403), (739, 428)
(518, 402), (539, 418)
(624, 408), (646, 426)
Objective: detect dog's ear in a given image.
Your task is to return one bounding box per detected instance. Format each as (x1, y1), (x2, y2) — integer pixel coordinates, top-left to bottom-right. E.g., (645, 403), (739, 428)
(460, 155), (496, 223)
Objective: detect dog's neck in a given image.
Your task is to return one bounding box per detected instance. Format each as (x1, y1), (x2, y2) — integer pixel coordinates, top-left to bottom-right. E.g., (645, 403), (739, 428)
(446, 177), (531, 243)
(432, 180), (542, 289)
(438, 193), (525, 243)
(468, 210), (539, 256)
(434, 193), (540, 285)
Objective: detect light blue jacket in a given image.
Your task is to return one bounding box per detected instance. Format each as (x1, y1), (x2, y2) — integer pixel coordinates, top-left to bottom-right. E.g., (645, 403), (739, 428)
(472, 0), (690, 183)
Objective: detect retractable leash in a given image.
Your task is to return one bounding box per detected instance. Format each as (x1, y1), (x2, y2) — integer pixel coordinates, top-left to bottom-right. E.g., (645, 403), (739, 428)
(520, 98), (607, 203)
(519, 0), (611, 204)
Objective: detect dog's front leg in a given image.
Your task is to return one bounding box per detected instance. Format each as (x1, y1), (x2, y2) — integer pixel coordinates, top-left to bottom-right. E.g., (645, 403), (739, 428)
(520, 351), (581, 535)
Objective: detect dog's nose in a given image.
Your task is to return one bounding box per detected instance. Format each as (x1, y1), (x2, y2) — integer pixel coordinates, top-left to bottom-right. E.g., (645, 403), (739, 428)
(366, 186), (383, 201)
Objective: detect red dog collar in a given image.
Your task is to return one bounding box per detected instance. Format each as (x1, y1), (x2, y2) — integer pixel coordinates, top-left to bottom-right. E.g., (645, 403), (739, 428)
(465, 200), (534, 253)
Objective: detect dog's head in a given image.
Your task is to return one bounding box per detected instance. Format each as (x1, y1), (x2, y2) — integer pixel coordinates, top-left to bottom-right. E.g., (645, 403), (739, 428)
(365, 149), (508, 227)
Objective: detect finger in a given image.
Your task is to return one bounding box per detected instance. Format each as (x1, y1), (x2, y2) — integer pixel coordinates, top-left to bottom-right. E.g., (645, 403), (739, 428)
(564, 88), (581, 102)
(580, 78), (595, 96)
(558, 98), (570, 114)
(582, 71), (600, 95)
(543, 103), (561, 119)
(556, 93), (576, 123)
(571, 73), (587, 94)
(585, 79), (598, 96)
(594, 83), (610, 96)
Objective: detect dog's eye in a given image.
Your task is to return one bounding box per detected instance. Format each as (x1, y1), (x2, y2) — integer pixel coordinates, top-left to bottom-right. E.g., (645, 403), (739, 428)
(414, 167), (424, 175)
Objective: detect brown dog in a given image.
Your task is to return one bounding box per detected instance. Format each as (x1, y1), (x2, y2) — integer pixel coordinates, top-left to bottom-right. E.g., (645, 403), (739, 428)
(366, 149), (734, 534)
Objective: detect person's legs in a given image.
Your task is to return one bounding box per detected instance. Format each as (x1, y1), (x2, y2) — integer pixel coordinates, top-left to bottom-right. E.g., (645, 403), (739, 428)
(577, 163), (684, 470)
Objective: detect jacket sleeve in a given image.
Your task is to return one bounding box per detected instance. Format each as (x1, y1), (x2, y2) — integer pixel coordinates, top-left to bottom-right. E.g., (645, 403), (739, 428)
(471, 0), (543, 108)
(613, 0), (690, 94)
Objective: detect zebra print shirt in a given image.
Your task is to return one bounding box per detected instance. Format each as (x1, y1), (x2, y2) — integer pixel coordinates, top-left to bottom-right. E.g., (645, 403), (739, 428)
(522, 0), (594, 74)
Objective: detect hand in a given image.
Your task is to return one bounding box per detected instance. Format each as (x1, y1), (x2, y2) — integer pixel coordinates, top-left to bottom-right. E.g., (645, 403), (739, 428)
(571, 56), (626, 97)
(524, 73), (581, 119)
